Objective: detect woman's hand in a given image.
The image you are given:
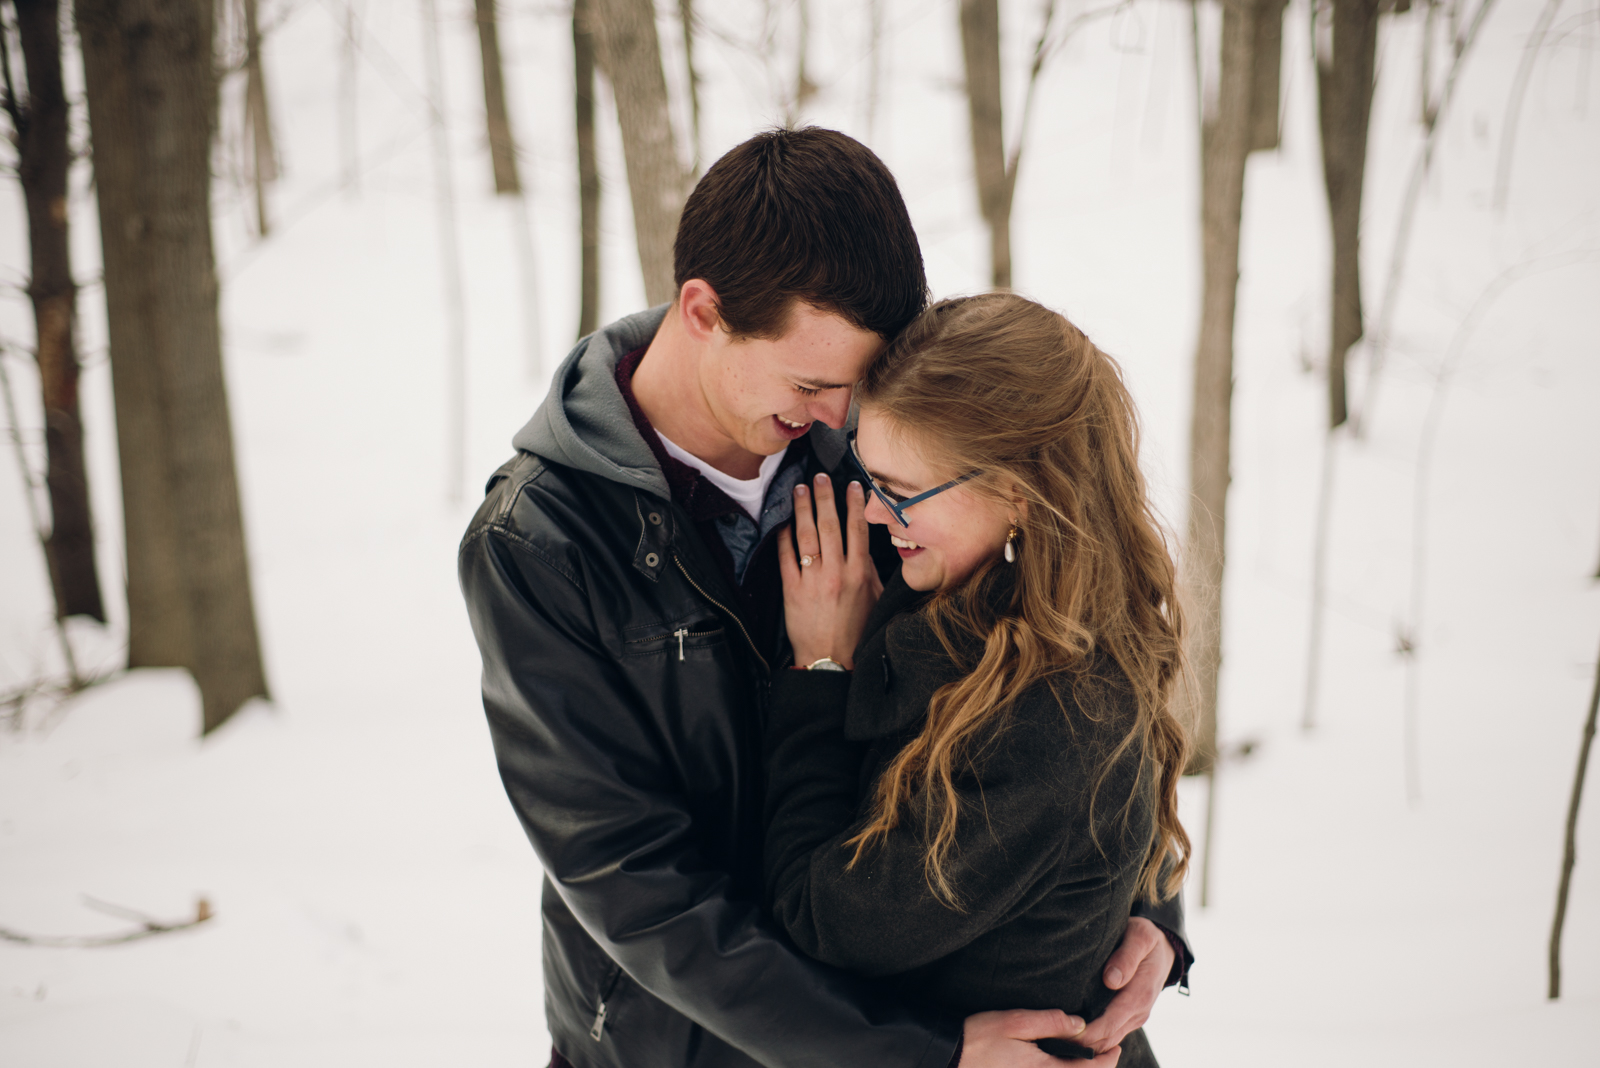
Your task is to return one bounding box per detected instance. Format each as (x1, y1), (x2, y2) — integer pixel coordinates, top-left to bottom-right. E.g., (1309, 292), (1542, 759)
(779, 474), (882, 670)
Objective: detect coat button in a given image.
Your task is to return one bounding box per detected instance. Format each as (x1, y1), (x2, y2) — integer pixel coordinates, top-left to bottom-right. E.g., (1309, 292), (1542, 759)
(644, 552), (660, 568)
(881, 656), (892, 691)
(648, 512), (663, 525)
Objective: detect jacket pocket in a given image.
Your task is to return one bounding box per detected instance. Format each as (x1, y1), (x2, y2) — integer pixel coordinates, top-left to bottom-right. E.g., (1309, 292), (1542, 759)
(623, 624), (727, 661)
(589, 962), (624, 1042)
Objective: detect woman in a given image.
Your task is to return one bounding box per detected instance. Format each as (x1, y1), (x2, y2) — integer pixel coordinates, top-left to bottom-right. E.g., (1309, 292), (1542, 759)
(765, 294), (1190, 1067)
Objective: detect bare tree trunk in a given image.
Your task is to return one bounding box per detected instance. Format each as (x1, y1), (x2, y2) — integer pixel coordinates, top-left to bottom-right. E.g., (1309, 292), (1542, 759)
(865, 0), (884, 142)
(77, 0), (269, 734)
(794, 0), (816, 121)
(2, 0), (105, 623)
(591, 0), (687, 307)
(1550, 628), (1600, 999)
(960, 0), (1012, 290)
(339, 0), (360, 195)
(474, 0), (521, 195)
(1249, 0), (1287, 151)
(677, 0), (702, 175)
(1186, 0), (1260, 782)
(418, 0), (467, 502)
(574, 0), (600, 338)
(1316, 0), (1379, 428)
(0, 349), (83, 686)
(242, 0), (276, 237)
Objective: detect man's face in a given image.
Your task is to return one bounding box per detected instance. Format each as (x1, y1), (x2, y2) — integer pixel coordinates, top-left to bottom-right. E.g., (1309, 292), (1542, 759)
(699, 302), (884, 458)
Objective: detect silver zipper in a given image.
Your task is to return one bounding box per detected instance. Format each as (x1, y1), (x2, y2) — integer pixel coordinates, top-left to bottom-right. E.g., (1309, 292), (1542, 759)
(674, 627), (688, 661)
(589, 1000), (608, 1041)
(673, 555), (768, 673)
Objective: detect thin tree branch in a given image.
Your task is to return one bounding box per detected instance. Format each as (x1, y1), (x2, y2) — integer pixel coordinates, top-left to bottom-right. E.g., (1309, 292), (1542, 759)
(1550, 631), (1600, 998)
(1355, 0), (1499, 438)
(1492, 0), (1563, 212)
(1400, 251), (1600, 803)
(0, 2), (23, 138)
(0, 345), (82, 686)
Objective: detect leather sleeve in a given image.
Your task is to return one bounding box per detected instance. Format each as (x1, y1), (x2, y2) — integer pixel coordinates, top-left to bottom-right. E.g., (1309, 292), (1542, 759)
(459, 525), (960, 1068)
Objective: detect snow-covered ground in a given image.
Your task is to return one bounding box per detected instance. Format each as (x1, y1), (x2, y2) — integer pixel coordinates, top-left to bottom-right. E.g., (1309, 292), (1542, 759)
(2, 0), (1597, 1064)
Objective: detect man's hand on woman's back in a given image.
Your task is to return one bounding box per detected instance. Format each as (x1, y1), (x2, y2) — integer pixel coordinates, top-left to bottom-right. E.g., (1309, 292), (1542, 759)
(959, 915), (1172, 1066)
(959, 1010), (1121, 1067)
(1077, 916), (1174, 1053)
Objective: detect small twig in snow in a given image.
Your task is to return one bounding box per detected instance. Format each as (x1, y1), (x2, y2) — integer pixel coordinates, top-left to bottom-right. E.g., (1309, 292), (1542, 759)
(0, 897), (213, 948)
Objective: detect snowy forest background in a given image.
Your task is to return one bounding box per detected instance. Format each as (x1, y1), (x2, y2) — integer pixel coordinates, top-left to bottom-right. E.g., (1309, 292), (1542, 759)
(2, 0), (1599, 1063)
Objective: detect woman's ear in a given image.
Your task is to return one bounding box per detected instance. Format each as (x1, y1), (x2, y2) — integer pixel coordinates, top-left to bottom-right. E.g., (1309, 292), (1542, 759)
(1000, 479), (1029, 526)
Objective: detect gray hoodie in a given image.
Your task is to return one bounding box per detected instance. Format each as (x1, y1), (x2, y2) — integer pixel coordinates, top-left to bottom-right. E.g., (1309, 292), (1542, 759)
(512, 304), (849, 505)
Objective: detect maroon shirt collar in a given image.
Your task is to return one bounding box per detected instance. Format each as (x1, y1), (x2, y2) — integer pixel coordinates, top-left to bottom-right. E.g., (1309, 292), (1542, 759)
(614, 345), (804, 522)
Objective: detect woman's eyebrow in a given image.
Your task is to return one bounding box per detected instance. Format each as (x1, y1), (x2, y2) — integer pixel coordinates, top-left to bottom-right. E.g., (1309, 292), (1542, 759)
(794, 376), (852, 390)
(864, 464), (915, 492)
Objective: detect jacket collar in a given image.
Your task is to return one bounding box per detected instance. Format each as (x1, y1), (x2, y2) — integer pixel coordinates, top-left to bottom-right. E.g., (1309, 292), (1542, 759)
(844, 567), (1019, 742)
(511, 306), (850, 500)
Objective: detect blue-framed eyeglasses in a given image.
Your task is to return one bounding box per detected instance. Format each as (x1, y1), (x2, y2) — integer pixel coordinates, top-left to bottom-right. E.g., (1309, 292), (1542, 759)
(845, 430), (981, 528)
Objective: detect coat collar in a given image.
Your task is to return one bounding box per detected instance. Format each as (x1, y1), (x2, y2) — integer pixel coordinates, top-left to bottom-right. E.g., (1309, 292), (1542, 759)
(844, 567), (1016, 741)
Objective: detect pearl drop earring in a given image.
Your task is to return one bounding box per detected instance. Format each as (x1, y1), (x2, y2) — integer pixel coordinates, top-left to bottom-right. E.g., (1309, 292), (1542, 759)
(1004, 527), (1018, 563)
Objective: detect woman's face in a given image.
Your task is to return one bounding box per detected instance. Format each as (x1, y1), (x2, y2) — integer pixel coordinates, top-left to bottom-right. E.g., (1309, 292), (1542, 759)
(853, 407), (1015, 592)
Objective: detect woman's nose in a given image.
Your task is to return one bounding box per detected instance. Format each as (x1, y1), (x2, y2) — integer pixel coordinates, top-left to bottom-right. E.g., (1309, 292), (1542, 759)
(861, 490), (892, 526)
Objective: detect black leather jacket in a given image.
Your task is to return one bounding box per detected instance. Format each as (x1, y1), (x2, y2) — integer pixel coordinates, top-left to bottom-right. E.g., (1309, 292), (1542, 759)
(458, 308), (1187, 1068)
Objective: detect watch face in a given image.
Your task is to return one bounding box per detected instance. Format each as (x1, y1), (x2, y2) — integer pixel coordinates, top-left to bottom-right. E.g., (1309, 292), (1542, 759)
(809, 658), (846, 672)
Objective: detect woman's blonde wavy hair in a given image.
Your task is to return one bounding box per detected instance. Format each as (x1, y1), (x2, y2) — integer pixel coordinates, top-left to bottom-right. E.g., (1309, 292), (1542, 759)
(846, 293), (1191, 907)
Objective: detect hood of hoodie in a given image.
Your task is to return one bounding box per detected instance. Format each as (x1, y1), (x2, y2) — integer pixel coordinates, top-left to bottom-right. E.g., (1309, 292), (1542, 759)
(512, 304), (851, 500)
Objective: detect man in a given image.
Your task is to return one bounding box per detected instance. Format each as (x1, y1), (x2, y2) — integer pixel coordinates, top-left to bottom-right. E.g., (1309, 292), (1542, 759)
(459, 127), (1190, 1068)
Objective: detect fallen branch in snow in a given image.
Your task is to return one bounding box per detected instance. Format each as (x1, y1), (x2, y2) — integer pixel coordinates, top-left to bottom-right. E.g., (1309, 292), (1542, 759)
(0, 896), (213, 948)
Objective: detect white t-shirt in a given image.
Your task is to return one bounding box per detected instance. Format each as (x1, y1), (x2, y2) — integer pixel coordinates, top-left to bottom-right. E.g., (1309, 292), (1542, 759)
(656, 431), (785, 522)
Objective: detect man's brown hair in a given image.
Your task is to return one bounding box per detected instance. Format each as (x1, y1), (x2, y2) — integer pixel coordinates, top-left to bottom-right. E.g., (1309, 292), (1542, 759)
(674, 127), (928, 340)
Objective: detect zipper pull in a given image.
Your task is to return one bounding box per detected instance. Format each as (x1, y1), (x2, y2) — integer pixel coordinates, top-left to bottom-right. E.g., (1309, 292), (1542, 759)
(674, 627), (688, 661)
(589, 1000), (608, 1041)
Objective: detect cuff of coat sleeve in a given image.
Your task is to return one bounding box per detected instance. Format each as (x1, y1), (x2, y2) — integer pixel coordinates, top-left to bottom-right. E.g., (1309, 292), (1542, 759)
(768, 666), (853, 722)
(1153, 922), (1192, 993)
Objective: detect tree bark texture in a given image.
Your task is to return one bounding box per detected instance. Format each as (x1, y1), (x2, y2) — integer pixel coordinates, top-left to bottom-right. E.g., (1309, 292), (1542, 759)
(960, 0), (1013, 290)
(1185, 0), (1261, 776)
(1316, 0), (1379, 428)
(7, 0), (105, 622)
(574, 0), (600, 337)
(1248, 0), (1287, 151)
(242, 0), (277, 236)
(474, 0), (521, 195)
(77, 0), (269, 734)
(591, 0), (686, 307)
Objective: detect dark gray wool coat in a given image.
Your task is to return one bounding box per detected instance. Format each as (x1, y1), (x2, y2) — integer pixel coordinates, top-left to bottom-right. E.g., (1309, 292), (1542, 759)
(763, 570), (1162, 1068)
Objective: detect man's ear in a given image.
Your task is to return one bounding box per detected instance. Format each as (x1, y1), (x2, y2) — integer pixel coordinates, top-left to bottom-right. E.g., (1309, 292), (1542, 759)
(678, 279), (723, 343)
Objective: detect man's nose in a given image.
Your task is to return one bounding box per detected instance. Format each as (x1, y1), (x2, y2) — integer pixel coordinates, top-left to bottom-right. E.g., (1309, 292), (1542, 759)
(811, 388), (853, 429)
